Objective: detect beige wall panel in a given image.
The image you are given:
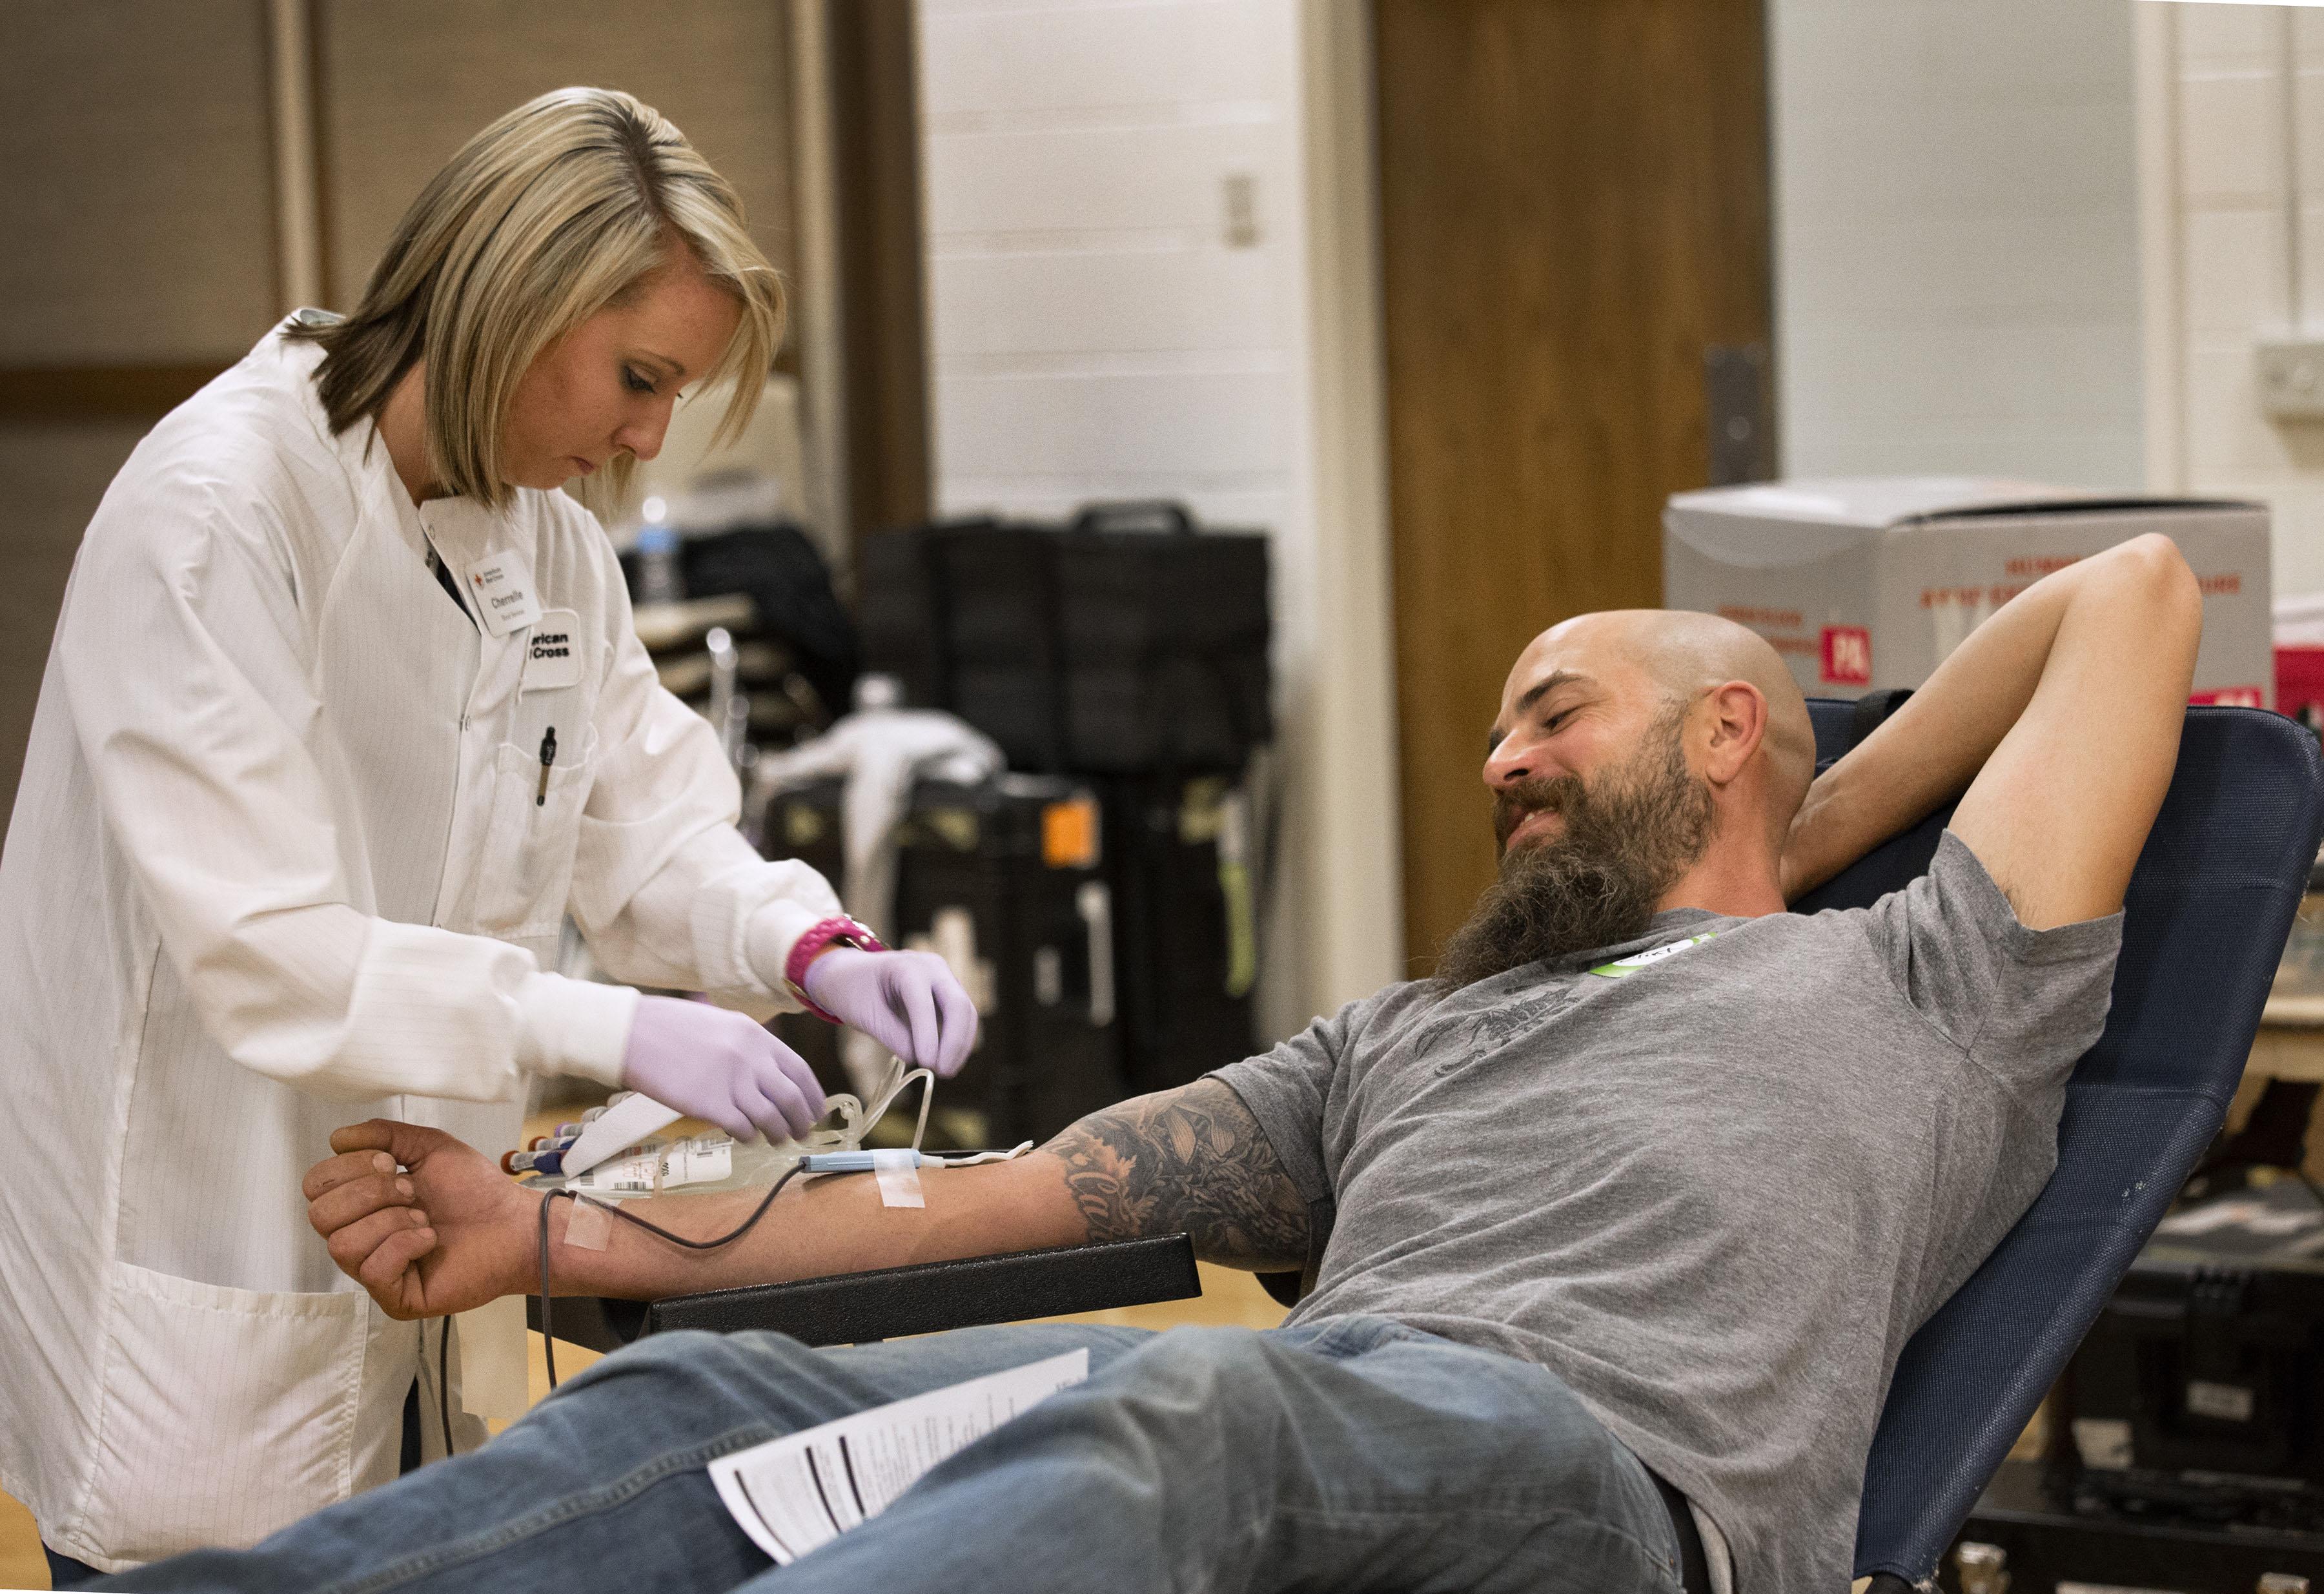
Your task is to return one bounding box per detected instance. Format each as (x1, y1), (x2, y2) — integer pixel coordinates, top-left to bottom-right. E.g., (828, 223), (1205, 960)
(318, 0), (794, 311)
(0, 1), (279, 365)
(0, 421), (150, 827)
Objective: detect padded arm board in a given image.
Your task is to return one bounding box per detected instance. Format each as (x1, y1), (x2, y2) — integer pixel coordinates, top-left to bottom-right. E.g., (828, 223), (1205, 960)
(527, 1234), (1201, 1353)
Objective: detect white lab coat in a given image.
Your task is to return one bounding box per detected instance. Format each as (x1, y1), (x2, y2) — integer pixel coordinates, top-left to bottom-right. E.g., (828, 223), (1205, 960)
(0, 320), (842, 1570)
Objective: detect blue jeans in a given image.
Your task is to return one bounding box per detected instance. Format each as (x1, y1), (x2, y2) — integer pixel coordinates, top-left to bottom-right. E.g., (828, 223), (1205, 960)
(46, 1546), (103, 1588)
(99, 1316), (1685, 1593)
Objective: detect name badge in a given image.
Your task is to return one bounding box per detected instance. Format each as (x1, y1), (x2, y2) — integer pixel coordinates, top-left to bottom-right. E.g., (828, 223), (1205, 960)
(522, 609), (585, 693)
(1588, 932), (1719, 979)
(462, 549), (543, 638)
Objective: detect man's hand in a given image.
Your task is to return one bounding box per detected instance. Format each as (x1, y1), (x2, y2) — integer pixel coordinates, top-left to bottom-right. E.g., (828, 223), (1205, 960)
(304, 1120), (539, 1320)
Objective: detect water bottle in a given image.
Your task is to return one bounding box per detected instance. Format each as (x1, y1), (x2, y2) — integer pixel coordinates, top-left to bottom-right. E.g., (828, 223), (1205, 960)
(635, 520), (684, 608)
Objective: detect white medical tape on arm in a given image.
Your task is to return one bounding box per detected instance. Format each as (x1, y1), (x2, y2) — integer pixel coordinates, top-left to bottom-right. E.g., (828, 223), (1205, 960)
(871, 1148), (924, 1209)
(562, 1195), (613, 1251)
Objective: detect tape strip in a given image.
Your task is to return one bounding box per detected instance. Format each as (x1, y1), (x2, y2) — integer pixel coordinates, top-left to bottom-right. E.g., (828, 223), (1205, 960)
(871, 1148), (924, 1209)
(564, 1196), (613, 1251)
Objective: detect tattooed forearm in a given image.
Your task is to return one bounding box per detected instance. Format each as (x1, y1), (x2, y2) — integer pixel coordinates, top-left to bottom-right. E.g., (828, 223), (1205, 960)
(1039, 1078), (1312, 1271)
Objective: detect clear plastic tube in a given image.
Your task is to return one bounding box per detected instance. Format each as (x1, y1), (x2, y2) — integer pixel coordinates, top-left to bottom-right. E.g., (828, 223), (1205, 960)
(529, 1058), (937, 1199)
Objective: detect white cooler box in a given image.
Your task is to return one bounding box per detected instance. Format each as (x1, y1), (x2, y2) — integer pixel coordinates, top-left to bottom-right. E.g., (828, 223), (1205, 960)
(1663, 478), (2272, 705)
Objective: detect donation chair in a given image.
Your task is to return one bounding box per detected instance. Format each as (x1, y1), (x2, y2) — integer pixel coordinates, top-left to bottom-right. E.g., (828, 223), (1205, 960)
(535, 699), (2324, 1593)
(1795, 695), (2324, 1590)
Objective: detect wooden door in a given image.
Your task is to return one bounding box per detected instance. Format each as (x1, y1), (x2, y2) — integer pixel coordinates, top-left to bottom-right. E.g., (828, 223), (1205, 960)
(1376, 0), (1772, 971)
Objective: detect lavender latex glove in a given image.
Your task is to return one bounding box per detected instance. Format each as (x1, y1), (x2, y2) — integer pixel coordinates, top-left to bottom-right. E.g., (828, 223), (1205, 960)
(618, 995), (826, 1142)
(803, 947), (979, 1077)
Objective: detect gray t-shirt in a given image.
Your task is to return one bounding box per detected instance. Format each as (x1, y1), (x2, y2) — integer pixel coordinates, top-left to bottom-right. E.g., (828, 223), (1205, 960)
(1214, 830), (2121, 1593)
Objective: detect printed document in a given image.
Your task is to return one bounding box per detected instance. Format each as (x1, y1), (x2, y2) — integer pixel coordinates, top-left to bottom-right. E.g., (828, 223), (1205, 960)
(709, 1349), (1090, 1565)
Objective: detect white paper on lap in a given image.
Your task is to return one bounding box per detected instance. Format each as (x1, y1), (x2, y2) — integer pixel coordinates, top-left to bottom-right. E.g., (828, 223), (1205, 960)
(708, 1349), (1090, 1565)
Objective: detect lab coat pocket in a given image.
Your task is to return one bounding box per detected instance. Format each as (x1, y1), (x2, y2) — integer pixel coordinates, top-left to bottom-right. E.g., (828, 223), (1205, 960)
(70, 1262), (367, 1563)
(473, 725), (598, 940)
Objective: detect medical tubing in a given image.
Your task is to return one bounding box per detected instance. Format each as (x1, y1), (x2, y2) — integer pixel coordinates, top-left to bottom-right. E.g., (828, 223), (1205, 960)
(895, 1067), (933, 1154)
(536, 1160), (805, 1389)
(437, 1317), (454, 1458)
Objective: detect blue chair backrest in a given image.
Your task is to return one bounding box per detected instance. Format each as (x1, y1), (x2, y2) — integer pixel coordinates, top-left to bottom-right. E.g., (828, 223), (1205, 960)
(1790, 700), (2324, 1586)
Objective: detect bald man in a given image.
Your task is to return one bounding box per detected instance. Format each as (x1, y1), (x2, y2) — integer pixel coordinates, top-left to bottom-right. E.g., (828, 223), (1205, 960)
(125, 538), (2199, 1594)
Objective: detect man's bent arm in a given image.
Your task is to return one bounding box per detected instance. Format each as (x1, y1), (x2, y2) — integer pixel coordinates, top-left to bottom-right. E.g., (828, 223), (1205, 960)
(312, 1079), (1312, 1317)
(1782, 533), (2200, 923)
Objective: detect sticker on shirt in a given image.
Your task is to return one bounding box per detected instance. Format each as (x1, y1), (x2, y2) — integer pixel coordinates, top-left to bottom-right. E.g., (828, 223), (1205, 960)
(1587, 931), (1719, 979)
(522, 610), (584, 693)
(461, 549), (542, 638)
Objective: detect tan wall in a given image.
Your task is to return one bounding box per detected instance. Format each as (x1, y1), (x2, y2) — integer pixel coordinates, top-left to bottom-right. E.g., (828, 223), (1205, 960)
(0, 1), (283, 824)
(0, 422), (158, 829)
(2143, 5), (2324, 600)
(0, 0), (799, 833)
(318, 0), (795, 310)
(0, 1), (281, 366)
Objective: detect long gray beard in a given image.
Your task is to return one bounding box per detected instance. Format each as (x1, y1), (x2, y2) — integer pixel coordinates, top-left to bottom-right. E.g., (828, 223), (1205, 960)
(1435, 728), (1715, 988)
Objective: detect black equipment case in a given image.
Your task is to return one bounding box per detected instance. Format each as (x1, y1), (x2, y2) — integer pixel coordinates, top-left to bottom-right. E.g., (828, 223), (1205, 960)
(760, 773), (1126, 1147)
(757, 782), (847, 1092)
(857, 502), (1270, 776)
(1949, 1178), (2324, 1591)
(1104, 773), (1259, 1094)
(619, 520), (861, 726)
(2070, 1207), (2324, 1488)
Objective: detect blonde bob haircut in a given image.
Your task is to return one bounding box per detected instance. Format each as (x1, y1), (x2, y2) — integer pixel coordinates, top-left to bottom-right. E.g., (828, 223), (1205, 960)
(290, 87), (783, 509)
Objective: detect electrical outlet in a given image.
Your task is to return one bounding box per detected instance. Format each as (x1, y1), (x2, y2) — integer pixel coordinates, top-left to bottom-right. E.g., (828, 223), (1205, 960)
(1222, 173), (1259, 249)
(2258, 338), (2324, 420)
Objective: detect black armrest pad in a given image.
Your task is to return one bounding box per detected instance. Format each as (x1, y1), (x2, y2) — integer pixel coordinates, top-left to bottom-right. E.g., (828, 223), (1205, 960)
(525, 1292), (649, 1356)
(527, 1234), (1201, 1354)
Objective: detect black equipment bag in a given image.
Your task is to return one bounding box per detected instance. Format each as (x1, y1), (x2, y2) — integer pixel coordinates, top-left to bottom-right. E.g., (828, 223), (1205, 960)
(1103, 773), (1260, 1095)
(760, 773), (1126, 1146)
(619, 520), (862, 725)
(858, 502), (1270, 775)
(757, 781), (848, 1094)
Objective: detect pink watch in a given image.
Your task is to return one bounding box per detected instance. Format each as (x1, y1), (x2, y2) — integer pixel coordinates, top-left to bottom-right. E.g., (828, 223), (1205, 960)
(784, 915), (887, 1022)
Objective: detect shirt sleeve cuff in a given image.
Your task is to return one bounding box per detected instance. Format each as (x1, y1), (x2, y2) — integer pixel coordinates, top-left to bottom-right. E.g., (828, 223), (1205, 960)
(745, 895), (846, 1014)
(513, 973), (640, 1088)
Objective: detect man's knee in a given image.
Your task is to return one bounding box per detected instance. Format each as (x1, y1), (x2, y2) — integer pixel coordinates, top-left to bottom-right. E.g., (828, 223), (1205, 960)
(1126, 1325), (1291, 1396)
(1086, 1325), (1315, 1446)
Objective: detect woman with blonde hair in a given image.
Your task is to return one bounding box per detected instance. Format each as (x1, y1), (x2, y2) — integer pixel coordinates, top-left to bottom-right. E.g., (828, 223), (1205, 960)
(0, 87), (973, 1583)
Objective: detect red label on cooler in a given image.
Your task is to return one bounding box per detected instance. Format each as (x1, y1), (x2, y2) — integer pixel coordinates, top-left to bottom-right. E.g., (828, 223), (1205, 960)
(2189, 686), (2265, 708)
(1820, 626), (1871, 686)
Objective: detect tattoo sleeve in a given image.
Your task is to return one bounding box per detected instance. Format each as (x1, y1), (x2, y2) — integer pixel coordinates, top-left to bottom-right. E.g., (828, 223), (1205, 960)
(1039, 1078), (1313, 1272)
